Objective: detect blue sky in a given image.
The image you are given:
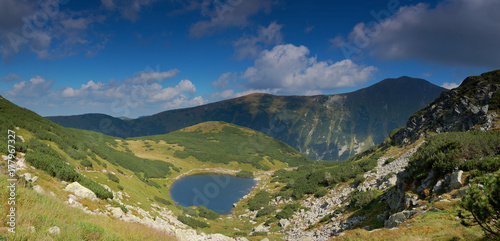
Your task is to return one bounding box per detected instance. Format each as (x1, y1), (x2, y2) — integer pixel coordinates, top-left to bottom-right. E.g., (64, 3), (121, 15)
(0, 0), (498, 118)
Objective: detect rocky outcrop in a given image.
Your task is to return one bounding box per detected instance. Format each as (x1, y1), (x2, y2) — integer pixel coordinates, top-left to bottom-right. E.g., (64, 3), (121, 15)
(384, 210), (417, 228)
(64, 182), (98, 201)
(394, 71), (500, 146)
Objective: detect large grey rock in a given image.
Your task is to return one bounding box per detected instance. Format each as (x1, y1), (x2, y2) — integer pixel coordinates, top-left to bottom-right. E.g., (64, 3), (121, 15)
(432, 179), (444, 193)
(47, 226), (60, 235)
(417, 170), (435, 194)
(279, 219), (291, 229)
(64, 182), (97, 201)
(110, 207), (125, 219)
(404, 194), (419, 207)
(252, 223), (269, 233)
(448, 170), (463, 190)
(384, 210), (415, 228)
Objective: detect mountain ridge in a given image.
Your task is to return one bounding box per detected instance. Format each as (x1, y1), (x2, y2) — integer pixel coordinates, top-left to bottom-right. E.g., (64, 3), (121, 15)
(47, 76), (446, 160)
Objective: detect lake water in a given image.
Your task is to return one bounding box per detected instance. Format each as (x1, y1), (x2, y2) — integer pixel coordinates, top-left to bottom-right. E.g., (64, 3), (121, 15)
(170, 174), (256, 214)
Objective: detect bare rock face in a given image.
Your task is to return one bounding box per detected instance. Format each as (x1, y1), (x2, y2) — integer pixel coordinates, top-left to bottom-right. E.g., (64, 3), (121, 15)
(64, 182), (98, 201)
(394, 71), (500, 146)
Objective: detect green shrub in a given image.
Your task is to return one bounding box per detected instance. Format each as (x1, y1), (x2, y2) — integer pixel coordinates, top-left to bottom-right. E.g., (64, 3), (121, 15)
(489, 90), (500, 110)
(177, 215), (210, 229)
(256, 206), (276, 217)
(275, 203), (301, 220)
(107, 173), (119, 183)
(197, 206), (219, 220)
(117, 185), (124, 190)
(405, 131), (500, 184)
(154, 196), (172, 206)
(460, 171), (500, 238)
(179, 206), (198, 217)
(353, 175), (366, 187)
(384, 158), (395, 165)
(264, 216), (278, 226)
(348, 190), (378, 209)
(236, 170), (254, 178)
(247, 191), (271, 211)
(80, 159), (93, 168)
(315, 188), (328, 198)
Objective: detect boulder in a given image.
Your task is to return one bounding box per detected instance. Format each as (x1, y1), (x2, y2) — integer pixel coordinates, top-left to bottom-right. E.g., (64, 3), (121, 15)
(432, 179), (444, 193)
(110, 207), (125, 219)
(404, 194), (419, 207)
(23, 173), (32, 182)
(252, 223), (269, 232)
(448, 170), (463, 190)
(384, 210), (415, 228)
(64, 182), (97, 201)
(33, 185), (44, 194)
(279, 219), (291, 229)
(48, 226), (60, 235)
(417, 170), (435, 194)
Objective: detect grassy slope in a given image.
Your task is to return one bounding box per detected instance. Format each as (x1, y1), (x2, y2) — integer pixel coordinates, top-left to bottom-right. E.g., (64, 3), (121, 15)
(130, 121), (313, 169)
(0, 173), (175, 240)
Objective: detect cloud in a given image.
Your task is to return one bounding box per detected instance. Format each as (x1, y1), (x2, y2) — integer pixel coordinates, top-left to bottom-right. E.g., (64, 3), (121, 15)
(242, 44), (378, 94)
(101, 0), (157, 22)
(0, 73), (22, 82)
(55, 68), (204, 116)
(233, 22), (283, 59)
(442, 82), (460, 90)
(6, 76), (53, 98)
(337, 0), (500, 68)
(149, 79), (197, 102)
(124, 69), (180, 84)
(211, 72), (236, 90)
(162, 96), (206, 110)
(188, 0), (277, 37)
(0, 1), (108, 60)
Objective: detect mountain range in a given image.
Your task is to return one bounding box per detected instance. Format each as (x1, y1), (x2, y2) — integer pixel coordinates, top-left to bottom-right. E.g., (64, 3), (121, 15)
(47, 76), (445, 161)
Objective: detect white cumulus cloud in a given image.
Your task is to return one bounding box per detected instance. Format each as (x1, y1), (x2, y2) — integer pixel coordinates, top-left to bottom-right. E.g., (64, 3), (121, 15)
(243, 44), (378, 93)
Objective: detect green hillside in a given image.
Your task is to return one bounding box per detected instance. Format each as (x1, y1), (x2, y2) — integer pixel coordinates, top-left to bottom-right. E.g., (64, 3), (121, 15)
(47, 76), (445, 161)
(131, 121), (312, 169)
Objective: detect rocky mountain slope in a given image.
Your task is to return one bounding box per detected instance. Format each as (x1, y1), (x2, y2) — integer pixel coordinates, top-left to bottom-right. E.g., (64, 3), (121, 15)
(394, 70), (500, 145)
(269, 69), (500, 240)
(47, 76), (445, 161)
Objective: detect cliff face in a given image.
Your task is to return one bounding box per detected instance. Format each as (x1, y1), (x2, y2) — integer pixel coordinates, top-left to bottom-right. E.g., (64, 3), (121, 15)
(394, 70), (500, 145)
